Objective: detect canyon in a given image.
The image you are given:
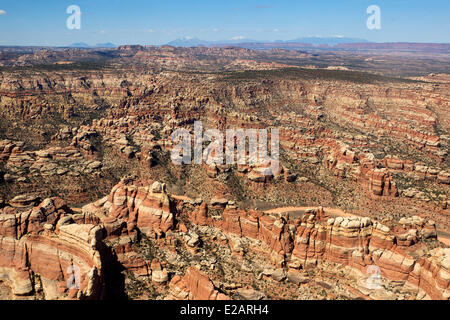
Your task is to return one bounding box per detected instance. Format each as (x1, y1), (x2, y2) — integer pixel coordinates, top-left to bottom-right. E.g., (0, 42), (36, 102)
(0, 45), (448, 300)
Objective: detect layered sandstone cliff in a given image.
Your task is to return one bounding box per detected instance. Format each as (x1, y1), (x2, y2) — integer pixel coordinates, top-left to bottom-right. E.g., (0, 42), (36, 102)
(0, 197), (104, 299)
(75, 180), (450, 300)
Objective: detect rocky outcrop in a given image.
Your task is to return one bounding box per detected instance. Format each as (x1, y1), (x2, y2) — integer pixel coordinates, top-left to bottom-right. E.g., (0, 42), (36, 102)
(367, 168), (398, 197)
(182, 201), (448, 299)
(168, 267), (229, 300)
(0, 138), (102, 182)
(407, 248), (450, 300)
(0, 198), (105, 299)
(83, 179), (174, 237)
(84, 179), (448, 299)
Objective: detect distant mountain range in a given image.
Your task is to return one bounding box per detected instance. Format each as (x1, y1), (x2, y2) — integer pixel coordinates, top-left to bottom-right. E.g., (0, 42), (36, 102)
(166, 36), (370, 48)
(164, 37), (450, 53)
(65, 38), (449, 53)
(69, 42), (117, 48)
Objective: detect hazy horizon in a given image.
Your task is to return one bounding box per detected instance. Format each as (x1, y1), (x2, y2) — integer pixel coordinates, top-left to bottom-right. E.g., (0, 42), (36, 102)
(0, 0), (449, 47)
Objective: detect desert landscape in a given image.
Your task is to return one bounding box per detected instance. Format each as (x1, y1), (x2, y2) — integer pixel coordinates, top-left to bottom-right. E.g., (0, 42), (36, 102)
(0, 43), (448, 301)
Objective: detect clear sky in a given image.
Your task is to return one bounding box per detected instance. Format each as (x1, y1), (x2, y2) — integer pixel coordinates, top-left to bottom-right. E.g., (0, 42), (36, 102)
(0, 0), (448, 46)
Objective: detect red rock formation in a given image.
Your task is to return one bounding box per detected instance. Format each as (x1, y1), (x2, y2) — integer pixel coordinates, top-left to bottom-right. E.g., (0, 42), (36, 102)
(168, 267), (229, 300)
(367, 168), (398, 197)
(78, 179), (449, 299)
(150, 258), (168, 285)
(407, 248), (450, 300)
(84, 180), (174, 237)
(185, 202), (448, 299)
(0, 198), (104, 299)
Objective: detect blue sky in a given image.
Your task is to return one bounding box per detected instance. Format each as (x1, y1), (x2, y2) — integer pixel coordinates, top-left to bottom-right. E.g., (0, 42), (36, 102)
(0, 0), (448, 46)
